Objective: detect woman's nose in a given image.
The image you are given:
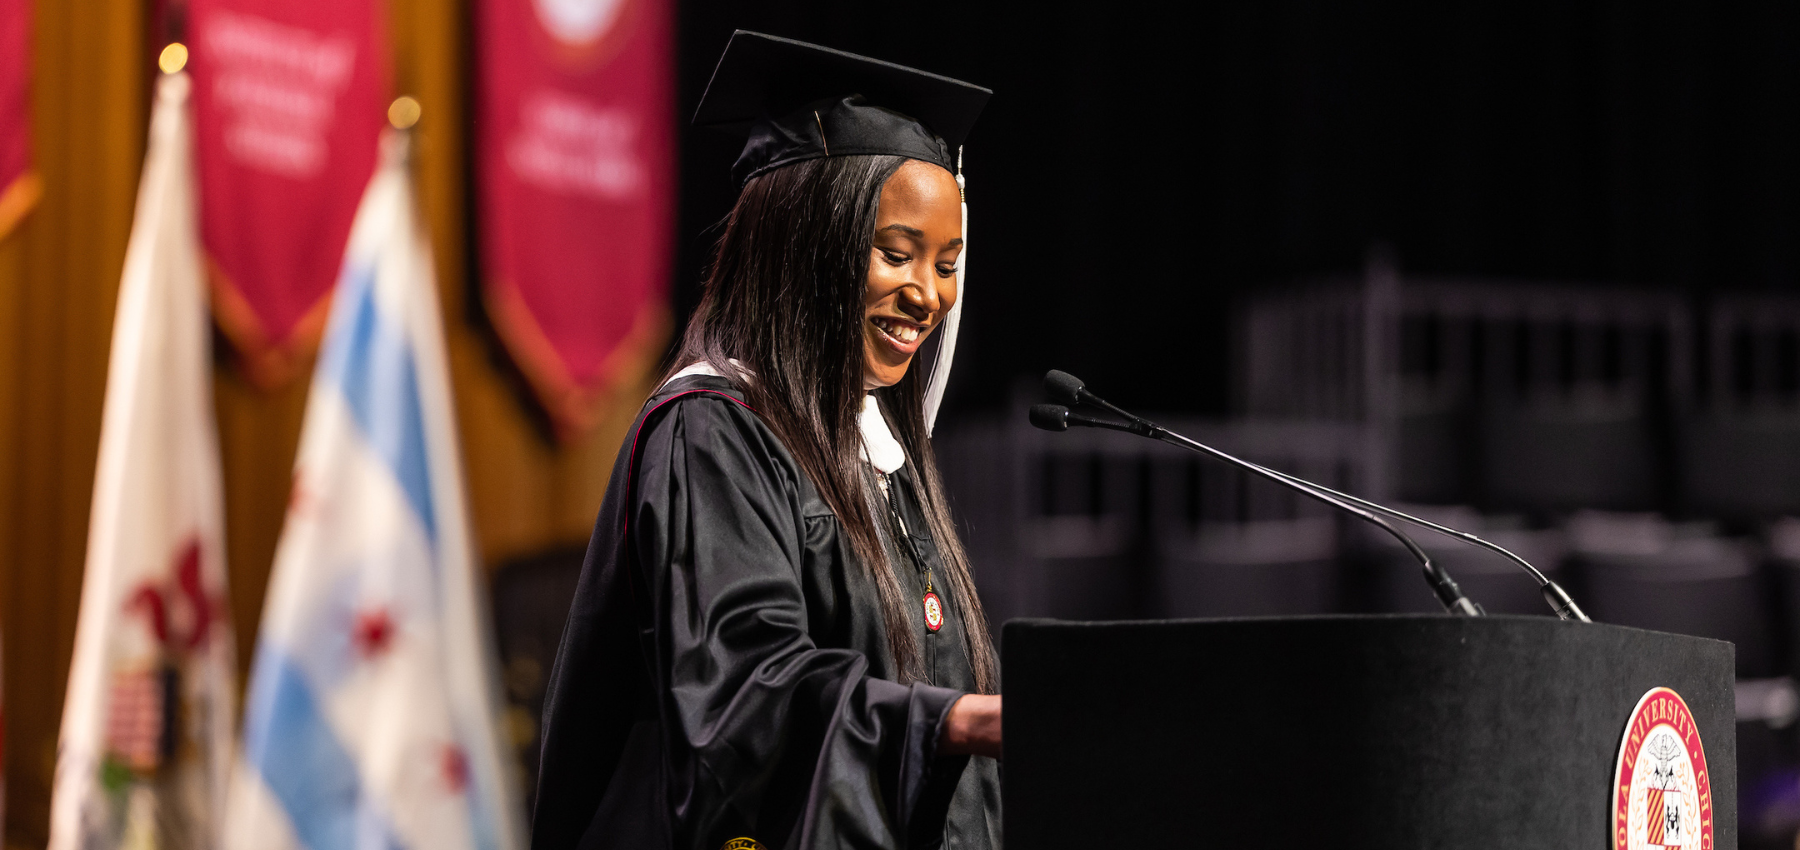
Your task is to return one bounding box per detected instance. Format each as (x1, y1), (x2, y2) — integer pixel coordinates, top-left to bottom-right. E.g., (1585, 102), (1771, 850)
(899, 276), (940, 320)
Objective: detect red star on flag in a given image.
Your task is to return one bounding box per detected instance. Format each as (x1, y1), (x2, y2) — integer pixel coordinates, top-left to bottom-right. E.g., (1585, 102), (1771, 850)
(351, 608), (395, 659)
(440, 744), (469, 794)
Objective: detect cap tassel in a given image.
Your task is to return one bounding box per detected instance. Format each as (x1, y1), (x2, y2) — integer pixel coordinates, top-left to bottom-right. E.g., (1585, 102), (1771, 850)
(923, 147), (965, 434)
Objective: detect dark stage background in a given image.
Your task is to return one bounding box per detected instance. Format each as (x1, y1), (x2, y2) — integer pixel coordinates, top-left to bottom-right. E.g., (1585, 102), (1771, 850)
(673, 1), (1800, 415)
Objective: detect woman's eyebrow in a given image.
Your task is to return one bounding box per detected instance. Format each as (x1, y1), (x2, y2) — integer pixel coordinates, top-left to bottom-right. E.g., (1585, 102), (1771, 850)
(878, 225), (962, 249)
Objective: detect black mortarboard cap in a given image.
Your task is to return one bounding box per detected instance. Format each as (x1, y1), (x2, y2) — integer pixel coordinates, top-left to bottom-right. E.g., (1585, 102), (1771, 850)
(693, 31), (992, 186)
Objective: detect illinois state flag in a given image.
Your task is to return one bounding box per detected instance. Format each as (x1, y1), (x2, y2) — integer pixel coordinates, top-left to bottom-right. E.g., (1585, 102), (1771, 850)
(50, 70), (237, 850)
(223, 128), (525, 850)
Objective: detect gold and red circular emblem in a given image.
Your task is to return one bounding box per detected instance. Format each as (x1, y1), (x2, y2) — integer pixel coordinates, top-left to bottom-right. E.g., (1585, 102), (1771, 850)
(720, 839), (765, 850)
(1612, 687), (1713, 850)
(922, 591), (944, 632)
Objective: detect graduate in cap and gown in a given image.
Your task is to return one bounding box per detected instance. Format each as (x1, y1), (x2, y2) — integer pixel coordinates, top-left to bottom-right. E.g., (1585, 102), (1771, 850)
(531, 32), (1003, 850)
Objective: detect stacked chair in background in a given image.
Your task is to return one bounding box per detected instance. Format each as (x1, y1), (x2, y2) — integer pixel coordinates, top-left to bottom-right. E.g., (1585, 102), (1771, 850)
(1144, 420), (1363, 619)
(1680, 295), (1800, 522)
(936, 410), (1151, 624)
(1466, 288), (1682, 515)
(939, 393), (1375, 627)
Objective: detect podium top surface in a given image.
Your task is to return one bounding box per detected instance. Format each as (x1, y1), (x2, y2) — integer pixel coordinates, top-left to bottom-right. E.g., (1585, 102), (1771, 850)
(1002, 614), (1735, 849)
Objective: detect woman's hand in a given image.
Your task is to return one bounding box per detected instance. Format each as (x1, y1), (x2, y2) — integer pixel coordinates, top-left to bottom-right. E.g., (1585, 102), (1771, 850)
(939, 694), (1002, 759)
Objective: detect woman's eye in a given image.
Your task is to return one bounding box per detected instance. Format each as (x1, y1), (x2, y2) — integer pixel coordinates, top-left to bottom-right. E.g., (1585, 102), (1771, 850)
(879, 249), (908, 265)
(936, 264), (957, 277)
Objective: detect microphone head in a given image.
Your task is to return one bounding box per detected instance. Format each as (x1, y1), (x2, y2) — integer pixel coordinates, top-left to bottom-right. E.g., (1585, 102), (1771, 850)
(1028, 404), (1071, 432)
(1044, 370), (1085, 405)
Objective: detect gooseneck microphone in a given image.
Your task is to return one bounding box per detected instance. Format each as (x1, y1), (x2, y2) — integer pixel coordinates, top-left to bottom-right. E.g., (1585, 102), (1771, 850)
(1033, 371), (1489, 618)
(1034, 370), (1592, 622)
(1032, 400), (1479, 617)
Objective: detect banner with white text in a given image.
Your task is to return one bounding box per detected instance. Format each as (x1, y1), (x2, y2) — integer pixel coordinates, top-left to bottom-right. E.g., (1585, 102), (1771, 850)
(190, 0), (385, 385)
(475, 0), (674, 438)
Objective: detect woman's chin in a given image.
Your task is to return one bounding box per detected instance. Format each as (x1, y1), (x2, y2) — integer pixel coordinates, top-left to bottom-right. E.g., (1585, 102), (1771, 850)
(863, 360), (912, 390)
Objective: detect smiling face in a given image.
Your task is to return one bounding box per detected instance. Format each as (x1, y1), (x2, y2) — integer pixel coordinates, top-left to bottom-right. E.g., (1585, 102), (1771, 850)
(863, 159), (963, 390)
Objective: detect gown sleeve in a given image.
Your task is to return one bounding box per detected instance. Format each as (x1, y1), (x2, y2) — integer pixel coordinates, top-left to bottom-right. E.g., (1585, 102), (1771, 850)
(630, 392), (971, 850)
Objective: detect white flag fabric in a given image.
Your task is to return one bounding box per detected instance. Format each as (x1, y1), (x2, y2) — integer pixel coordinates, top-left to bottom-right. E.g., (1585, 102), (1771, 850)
(223, 129), (525, 850)
(50, 70), (237, 850)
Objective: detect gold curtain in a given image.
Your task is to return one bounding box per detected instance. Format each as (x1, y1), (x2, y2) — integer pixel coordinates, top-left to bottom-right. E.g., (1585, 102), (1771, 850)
(0, 0), (652, 845)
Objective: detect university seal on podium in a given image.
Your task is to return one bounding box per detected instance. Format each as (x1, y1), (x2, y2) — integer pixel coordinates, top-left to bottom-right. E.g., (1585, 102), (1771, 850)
(1612, 687), (1714, 850)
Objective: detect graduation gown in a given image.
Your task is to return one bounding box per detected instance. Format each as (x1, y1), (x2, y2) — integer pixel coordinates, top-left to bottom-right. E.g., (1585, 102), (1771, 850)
(532, 374), (1002, 850)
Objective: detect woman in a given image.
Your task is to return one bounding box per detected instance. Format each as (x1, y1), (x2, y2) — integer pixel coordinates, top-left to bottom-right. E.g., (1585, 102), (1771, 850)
(532, 33), (1002, 850)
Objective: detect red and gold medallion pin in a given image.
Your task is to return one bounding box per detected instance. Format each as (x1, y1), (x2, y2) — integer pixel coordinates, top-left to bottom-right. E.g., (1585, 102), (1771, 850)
(922, 591), (944, 632)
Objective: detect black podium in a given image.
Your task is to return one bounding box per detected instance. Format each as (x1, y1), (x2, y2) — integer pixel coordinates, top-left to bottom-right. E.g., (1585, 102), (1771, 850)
(1003, 615), (1735, 847)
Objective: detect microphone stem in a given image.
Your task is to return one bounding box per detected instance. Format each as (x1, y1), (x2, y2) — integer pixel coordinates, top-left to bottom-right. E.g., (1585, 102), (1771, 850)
(1139, 425), (1482, 618)
(1238, 460), (1589, 622)
(1077, 390), (1585, 623)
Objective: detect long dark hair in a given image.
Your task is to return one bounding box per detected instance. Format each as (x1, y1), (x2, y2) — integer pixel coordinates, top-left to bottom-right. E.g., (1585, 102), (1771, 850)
(665, 154), (998, 694)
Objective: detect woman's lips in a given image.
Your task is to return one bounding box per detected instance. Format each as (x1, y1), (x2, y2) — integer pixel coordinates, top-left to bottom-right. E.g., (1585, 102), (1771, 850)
(871, 316), (927, 355)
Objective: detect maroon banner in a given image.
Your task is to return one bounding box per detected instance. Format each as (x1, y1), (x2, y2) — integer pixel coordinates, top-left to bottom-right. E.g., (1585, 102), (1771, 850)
(190, 0), (385, 385)
(475, 0), (674, 438)
(0, 0), (37, 238)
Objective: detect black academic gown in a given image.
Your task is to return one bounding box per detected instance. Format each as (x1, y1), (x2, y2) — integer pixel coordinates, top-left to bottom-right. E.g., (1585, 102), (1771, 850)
(532, 375), (1002, 850)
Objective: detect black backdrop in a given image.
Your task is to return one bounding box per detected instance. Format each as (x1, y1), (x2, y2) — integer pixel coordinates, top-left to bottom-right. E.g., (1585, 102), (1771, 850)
(669, 1), (1800, 416)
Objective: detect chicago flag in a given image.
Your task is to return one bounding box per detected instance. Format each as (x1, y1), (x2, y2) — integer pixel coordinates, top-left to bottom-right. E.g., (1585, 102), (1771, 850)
(50, 70), (237, 850)
(223, 127), (524, 850)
